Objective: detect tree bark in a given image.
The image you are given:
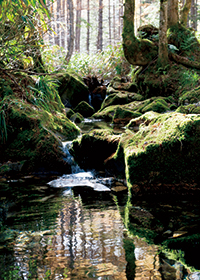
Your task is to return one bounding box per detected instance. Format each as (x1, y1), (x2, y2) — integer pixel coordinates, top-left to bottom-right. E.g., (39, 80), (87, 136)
(158, 0), (169, 68)
(180, 0), (192, 26)
(75, 0), (81, 52)
(65, 0), (74, 64)
(97, 0), (103, 51)
(108, 0), (112, 45)
(167, 0), (178, 28)
(122, 0), (157, 66)
(55, 0), (61, 46)
(86, 0), (90, 54)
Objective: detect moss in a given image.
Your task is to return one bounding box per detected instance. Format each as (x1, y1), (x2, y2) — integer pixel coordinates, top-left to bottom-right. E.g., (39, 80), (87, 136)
(0, 95), (80, 172)
(141, 98), (170, 113)
(74, 101), (95, 118)
(179, 86), (200, 105)
(70, 129), (120, 170)
(54, 72), (89, 108)
(113, 107), (142, 124)
(176, 104), (200, 114)
(65, 108), (75, 119)
(70, 112), (84, 123)
(114, 112), (200, 186)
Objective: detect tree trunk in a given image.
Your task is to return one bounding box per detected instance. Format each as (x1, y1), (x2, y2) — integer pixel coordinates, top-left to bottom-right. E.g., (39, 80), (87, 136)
(122, 0), (157, 66)
(190, 0), (197, 30)
(119, 0), (123, 40)
(61, 0), (65, 48)
(158, 0), (169, 68)
(86, 0), (90, 54)
(113, 0), (116, 45)
(75, 0), (81, 52)
(65, 0), (74, 64)
(108, 0), (112, 45)
(167, 0), (178, 28)
(180, 0), (192, 26)
(55, 0), (61, 46)
(97, 0), (103, 51)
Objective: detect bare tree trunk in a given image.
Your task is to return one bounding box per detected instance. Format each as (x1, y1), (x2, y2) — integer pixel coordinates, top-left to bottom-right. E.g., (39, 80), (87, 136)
(75, 0), (81, 52)
(191, 0), (197, 30)
(55, 0), (61, 46)
(180, 0), (192, 26)
(86, 0), (90, 54)
(61, 0), (65, 48)
(97, 0), (103, 51)
(167, 0), (178, 28)
(65, 0), (74, 64)
(119, 0), (123, 39)
(108, 0), (112, 45)
(113, 0), (116, 45)
(158, 0), (169, 68)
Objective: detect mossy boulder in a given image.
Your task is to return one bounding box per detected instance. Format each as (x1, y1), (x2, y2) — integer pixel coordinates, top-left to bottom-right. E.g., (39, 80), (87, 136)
(113, 112), (200, 187)
(113, 107), (142, 125)
(101, 92), (143, 110)
(70, 112), (84, 123)
(70, 129), (120, 170)
(74, 101), (95, 118)
(179, 86), (200, 105)
(54, 72), (89, 108)
(176, 104), (200, 114)
(0, 95), (80, 173)
(94, 97), (173, 122)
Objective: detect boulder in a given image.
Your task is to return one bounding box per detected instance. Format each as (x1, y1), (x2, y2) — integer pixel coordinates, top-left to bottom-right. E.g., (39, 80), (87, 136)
(70, 129), (120, 170)
(112, 112), (200, 187)
(55, 72), (89, 108)
(0, 95), (80, 174)
(74, 101), (95, 118)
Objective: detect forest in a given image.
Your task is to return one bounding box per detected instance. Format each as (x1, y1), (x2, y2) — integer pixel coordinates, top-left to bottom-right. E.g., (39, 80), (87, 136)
(0, 0), (200, 279)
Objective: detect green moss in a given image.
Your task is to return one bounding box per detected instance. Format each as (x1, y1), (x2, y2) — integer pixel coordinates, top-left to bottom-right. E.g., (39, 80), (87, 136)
(113, 107), (142, 124)
(141, 98), (170, 113)
(114, 112), (200, 186)
(70, 112), (84, 123)
(179, 86), (200, 105)
(176, 104), (200, 114)
(74, 101), (95, 118)
(54, 72), (89, 108)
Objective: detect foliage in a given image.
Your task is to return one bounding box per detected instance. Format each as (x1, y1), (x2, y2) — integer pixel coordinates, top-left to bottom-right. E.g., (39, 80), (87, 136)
(0, 0), (52, 72)
(42, 43), (131, 80)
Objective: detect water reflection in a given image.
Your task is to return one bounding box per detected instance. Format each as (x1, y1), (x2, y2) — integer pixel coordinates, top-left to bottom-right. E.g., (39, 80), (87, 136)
(12, 196), (127, 279)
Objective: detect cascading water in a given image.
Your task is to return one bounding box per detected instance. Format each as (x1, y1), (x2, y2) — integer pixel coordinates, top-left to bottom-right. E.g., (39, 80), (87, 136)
(48, 140), (113, 193)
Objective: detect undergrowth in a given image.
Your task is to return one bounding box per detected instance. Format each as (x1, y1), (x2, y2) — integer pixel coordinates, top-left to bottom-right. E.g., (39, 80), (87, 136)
(42, 43), (131, 80)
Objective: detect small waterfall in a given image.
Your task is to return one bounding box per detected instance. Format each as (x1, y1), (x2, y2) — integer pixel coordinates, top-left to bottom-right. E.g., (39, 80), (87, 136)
(61, 141), (84, 174)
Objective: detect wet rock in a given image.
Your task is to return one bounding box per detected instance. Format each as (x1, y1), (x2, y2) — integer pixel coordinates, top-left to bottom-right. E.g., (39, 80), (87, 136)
(188, 272), (200, 280)
(74, 101), (95, 118)
(70, 129), (120, 170)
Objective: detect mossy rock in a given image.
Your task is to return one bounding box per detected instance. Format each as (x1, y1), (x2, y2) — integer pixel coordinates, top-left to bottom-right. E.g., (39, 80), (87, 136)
(74, 101), (95, 118)
(108, 77), (138, 92)
(179, 86), (200, 105)
(70, 129), (120, 170)
(141, 98), (170, 113)
(0, 95), (80, 173)
(54, 72), (89, 108)
(70, 112), (84, 123)
(113, 112), (200, 187)
(113, 107), (142, 125)
(176, 104), (200, 114)
(101, 92), (143, 110)
(65, 108), (75, 119)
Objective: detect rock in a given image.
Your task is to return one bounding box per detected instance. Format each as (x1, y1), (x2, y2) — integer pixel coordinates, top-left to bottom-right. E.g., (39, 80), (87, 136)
(110, 112), (200, 187)
(70, 129), (120, 170)
(74, 101), (95, 118)
(70, 112), (84, 123)
(0, 93), (80, 174)
(55, 72), (89, 108)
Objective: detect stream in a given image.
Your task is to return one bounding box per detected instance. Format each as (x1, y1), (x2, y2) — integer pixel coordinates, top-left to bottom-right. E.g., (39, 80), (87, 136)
(0, 119), (200, 279)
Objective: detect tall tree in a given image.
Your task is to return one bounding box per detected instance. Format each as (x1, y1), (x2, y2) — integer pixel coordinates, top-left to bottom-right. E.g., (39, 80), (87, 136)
(55, 0), (61, 45)
(86, 0), (90, 53)
(167, 0), (179, 28)
(65, 0), (74, 63)
(180, 0), (192, 26)
(158, 0), (169, 68)
(75, 0), (81, 52)
(61, 0), (66, 48)
(108, 0), (112, 45)
(97, 0), (103, 51)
